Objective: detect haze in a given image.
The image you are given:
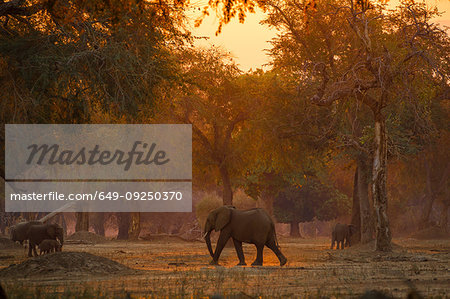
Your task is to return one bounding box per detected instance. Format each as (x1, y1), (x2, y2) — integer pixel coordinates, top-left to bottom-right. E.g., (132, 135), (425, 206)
(191, 0), (450, 71)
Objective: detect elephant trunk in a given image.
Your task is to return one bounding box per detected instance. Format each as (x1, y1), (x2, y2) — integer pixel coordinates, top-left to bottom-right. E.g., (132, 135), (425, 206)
(204, 231), (214, 258)
(58, 234), (64, 248)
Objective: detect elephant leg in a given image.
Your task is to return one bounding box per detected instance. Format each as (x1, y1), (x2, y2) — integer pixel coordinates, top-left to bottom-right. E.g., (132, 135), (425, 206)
(331, 237), (335, 250)
(32, 243), (38, 256)
(252, 244), (264, 266)
(232, 238), (246, 266)
(266, 239), (287, 266)
(28, 243), (33, 257)
(211, 231), (231, 265)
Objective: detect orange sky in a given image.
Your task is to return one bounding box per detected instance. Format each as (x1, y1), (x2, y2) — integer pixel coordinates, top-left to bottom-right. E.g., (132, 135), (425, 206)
(188, 0), (450, 71)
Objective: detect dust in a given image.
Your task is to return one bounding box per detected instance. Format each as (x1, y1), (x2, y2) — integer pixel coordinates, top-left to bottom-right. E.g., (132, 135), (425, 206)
(409, 227), (449, 240)
(0, 252), (136, 278)
(66, 231), (108, 244)
(347, 240), (404, 252)
(0, 237), (22, 250)
(0, 238), (448, 297)
(140, 233), (202, 243)
(328, 240), (444, 263)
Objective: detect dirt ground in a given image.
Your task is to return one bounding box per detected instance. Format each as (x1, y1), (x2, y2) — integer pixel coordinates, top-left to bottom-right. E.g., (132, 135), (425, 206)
(0, 237), (448, 298)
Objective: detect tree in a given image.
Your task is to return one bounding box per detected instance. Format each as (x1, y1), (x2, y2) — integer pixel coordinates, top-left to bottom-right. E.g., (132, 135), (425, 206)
(166, 47), (253, 205)
(236, 69), (336, 217)
(274, 178), (350, 237)
(264, 0), (449, 251)
(75, 212), (89, 232)
(0, 0), (190, 238)
(92, 213), (105, 236)
(117, 212), (141, 240)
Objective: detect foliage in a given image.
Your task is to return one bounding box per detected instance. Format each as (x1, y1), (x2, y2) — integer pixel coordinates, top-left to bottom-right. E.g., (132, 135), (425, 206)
(0, 0), (189, 124)
(195, 193), (222, 229)
(232, 189), (257, 210)
(263, 0), (449, 161)
(160, 46), (260, 204)
(235, 69), (336, 204)
(274, 177), (350, 224)
(262, 0), (450, 249)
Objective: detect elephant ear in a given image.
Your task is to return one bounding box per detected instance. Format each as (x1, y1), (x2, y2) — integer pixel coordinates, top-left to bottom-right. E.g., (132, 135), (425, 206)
(214, 206), (232, 232)
(47, 225), (56, 237)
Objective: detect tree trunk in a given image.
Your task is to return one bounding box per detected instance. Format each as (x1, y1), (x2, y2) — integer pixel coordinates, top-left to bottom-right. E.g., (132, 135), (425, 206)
(260, 189), (274, 217)
(351, 165), (361, 244)
(128, 212), (141, 240)
(358, 156), (372, 244)
(117, 213), (130, 240)
(92, 213), (105, 236)
(25, 212), (39, 221)
(372, 114), (392, 251)
(439, 200), (448, 232)
(290, 220), (301, 237)
(420, 158), (435, 229)
(55, 213), (67, 237)
(0, 213), (5, 234)
(75, 212), (89, 232)
(219, 164), (233, 206)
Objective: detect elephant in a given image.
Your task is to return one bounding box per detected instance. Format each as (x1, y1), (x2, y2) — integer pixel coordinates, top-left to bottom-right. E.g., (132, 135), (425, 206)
(9, 220), (42, 245)
(0, 282), (6, 299)
(203, 206), (287, 266)
(331, 223), (355, 250)
(39, 239), (61, 255)
(27, 223), (64, 257)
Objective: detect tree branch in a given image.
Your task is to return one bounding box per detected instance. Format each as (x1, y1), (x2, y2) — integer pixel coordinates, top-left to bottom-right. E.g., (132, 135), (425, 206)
(0, 0), (43, 18)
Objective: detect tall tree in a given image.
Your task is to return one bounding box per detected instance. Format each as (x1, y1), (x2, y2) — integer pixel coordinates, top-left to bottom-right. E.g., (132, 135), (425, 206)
(166, 47), (253, 205)
(238, 69), (337, 217)
(264, 0), (449, 251)
(275, 178), (350, 237)
(0, 0), (190, 238)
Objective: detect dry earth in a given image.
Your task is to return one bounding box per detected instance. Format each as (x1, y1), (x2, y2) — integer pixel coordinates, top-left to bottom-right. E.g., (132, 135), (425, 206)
(0, 236), (448, 298)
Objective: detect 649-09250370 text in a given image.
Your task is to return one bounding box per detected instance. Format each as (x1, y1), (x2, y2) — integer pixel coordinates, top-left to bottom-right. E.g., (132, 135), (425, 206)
(9, 191), (184, 201)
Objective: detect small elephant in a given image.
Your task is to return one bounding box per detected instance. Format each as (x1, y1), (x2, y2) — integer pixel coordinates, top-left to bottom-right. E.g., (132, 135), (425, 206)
(39, 239), (62, 255)
(331, 223), (355, 250)
(203, 206), (287, 266)
(27, 223), (64, 257)
(9, 221), (42, 245)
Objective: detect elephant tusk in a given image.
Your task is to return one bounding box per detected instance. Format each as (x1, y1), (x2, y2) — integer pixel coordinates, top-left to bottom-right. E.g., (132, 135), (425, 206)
(202, 232), (208, 239)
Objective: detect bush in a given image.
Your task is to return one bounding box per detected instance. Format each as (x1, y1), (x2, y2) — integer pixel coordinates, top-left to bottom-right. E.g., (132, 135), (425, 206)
(195, 190), (258, 230)
(195, 193), (222, 230)
(233, 189), (257, 210)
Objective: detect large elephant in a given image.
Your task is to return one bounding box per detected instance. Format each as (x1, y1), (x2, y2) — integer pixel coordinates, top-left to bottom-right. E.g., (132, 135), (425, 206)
(10, 220), (42, 245)
(27, 223), (64, 257)
(203, 206), (287, 266)
(331, 223), (355, 250)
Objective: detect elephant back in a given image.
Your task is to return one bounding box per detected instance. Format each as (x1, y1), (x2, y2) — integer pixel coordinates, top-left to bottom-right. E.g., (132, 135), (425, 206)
(27, 224), (54, 244)
(10, 220), (42, 242)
